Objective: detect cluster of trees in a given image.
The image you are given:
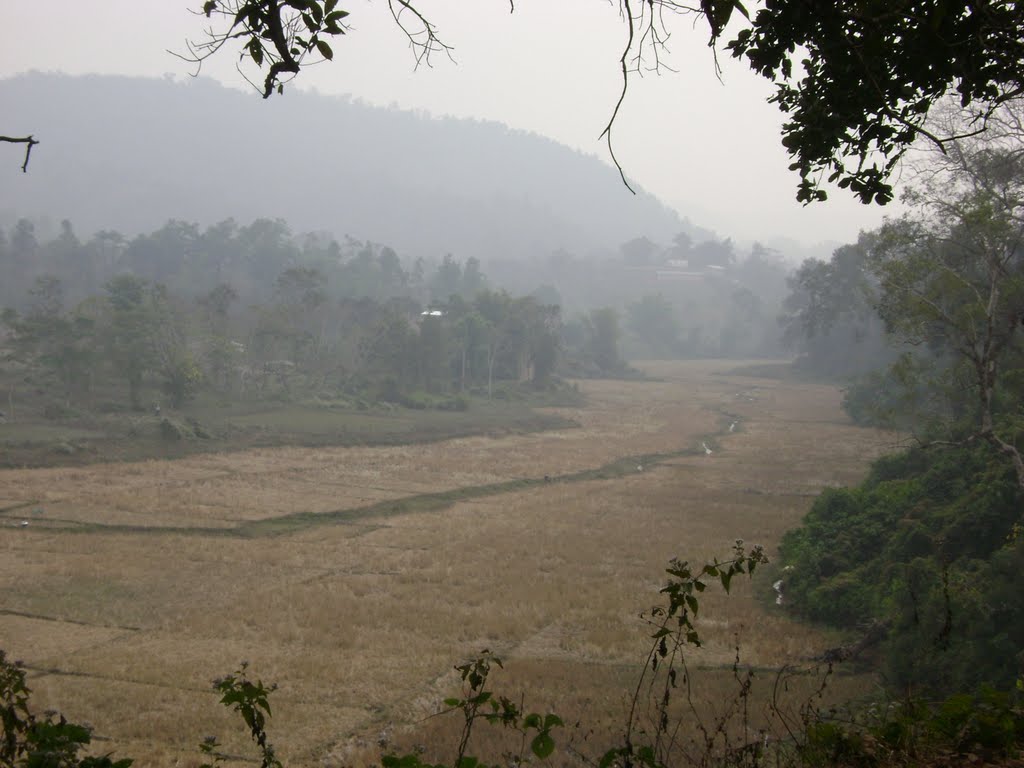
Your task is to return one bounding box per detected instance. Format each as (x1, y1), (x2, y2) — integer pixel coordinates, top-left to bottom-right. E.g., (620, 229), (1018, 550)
(0, 212), (799, 425)
(779, 235), (894, 381)
(620, 239), (790, 359)
(0, 217), (488, 311)
(0, 218), (638, 416)
(488, 234), (792, 360)
(781, 444), (1022, 692)
(778, 100), (1024, 694)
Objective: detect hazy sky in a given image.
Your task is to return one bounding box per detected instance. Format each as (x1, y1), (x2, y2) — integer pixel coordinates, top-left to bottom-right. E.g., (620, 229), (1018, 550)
(1, 1), (893, 247)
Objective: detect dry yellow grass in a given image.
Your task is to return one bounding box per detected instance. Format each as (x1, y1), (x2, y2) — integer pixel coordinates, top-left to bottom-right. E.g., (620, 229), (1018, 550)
(0, 361), (896, 766)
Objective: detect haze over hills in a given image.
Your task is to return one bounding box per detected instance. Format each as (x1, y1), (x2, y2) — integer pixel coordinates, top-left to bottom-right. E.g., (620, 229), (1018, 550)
(0, 72), (701, 260)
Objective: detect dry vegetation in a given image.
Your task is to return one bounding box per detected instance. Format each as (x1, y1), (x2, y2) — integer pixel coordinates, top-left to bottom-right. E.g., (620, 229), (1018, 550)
(0, 361), (896, 766)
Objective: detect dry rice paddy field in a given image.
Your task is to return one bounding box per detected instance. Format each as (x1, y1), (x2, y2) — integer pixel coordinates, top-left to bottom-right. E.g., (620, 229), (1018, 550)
(0, 361), (896, 767)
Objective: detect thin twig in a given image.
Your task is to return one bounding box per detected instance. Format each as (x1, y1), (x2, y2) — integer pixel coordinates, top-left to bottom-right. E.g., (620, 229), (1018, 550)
(0, 135), (40, 172)
(600, 0), (637, 193)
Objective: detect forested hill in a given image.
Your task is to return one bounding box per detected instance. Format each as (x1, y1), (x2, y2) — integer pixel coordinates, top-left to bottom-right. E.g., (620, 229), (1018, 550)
(0, 72), (685, 258)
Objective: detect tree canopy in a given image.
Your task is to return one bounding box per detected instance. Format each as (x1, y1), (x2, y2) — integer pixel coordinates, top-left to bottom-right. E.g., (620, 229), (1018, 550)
(727, 1), (1024, 204)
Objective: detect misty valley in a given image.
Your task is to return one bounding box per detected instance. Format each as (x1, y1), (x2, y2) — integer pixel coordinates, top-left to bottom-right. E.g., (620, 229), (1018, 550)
(2, 68), (1024, 768)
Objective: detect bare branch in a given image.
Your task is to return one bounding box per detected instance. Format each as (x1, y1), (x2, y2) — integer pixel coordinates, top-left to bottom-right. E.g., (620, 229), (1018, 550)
(983, 429), (1024, 492)
(598, 1), (712, 192)
(0, 135), (39, 173)
(387, 0), (455, 70)
(600, 0), (638, 194)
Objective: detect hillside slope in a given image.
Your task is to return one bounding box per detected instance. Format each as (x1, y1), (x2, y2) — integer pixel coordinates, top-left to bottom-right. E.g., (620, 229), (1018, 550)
(0, 73), (685, 259)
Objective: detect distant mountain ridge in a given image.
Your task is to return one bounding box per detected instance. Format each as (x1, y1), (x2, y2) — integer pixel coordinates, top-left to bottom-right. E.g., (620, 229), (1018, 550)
(0, 73), (688, 260)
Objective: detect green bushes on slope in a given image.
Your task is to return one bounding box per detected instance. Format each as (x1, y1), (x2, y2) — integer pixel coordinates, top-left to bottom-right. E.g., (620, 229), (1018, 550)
(780, 443), (1024, 693)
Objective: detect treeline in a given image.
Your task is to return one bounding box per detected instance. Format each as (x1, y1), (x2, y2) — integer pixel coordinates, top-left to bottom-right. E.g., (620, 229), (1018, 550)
(777, 103), (1024, 695)
(490, 233), (793, 360)
(0, 218), (630, 415)
(0, 217), (480, 309)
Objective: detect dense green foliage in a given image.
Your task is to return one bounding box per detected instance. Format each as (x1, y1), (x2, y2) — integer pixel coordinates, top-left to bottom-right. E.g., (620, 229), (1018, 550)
(778, 101), (1024, 700)
(781, 442), (1024, 693)
(0, 650), (131, 767)
(726, 1), (1024, 204)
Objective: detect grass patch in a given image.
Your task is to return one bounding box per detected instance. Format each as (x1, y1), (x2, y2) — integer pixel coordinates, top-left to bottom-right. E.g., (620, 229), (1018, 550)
(14, 444), (712, 539)
(0, 423), (107, 443)
(0, 399), (578, 468)
(723, 361), (799, 380)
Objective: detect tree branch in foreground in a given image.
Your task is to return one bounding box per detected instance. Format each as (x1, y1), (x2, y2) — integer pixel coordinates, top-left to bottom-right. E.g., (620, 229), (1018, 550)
(0, 135), (39, 172)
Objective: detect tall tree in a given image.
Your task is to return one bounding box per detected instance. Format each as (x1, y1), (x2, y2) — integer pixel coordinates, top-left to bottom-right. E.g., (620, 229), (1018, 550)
(430, 255), (463, 304)
(588, 307), (623, 374)
(475, 290), (512, 399)
(620, 236), (661, 267)
(461, 257), (485, 299)
(197, 282), (241, 392)
(104, 274), (161, 410)
(868, 102), (1024, 489)
(525, 301), (561, 387)
(627, 294), (679, 357)
(1, 276), (98, 405)
(254, 266), (328, 372)
(780, 235), (893, 379)
(415, 313), (450, 392)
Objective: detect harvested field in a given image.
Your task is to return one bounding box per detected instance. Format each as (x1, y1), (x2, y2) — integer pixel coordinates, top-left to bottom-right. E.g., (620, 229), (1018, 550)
(0, 361), (896, 766)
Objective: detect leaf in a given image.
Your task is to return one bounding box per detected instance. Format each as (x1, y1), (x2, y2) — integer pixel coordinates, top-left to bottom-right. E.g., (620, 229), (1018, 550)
(316, 39), (334, 60)
(531, 731), (555, 759)
(701, 0), (733, 37)
(684, 594), (699, 615)
(457, 757), (479, 768)
(544, 714), (564, 729)
(324, 10), (349, 33)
